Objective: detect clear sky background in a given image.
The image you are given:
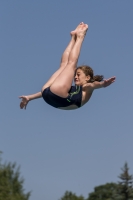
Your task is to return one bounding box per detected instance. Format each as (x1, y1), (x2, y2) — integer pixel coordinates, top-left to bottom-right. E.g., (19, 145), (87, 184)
(1, 1), (133, 200)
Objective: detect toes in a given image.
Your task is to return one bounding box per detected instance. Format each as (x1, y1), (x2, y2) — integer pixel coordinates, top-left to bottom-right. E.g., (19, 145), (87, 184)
(85, 24), (89, 29)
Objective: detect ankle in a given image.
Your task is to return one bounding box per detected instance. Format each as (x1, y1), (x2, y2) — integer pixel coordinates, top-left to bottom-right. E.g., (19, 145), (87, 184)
(76, 34), (85, 40)
(71, 35), (76, 41)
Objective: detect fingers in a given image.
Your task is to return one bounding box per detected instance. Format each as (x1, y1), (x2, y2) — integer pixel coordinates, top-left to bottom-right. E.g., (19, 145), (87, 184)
(19, 95), (28, 109)
(111, 76), (116, 80)
(19, 95), (26, 99)
(19, 96), (26, 100)
(103, 76), (116, 87)
(20, 102), (24, 109)
(110, 77), (116, 83)
(106, 76), (116, 82)
(20, 102), (27, 109)
(20, 99), (27, 109)
(20, 101), (25, 109)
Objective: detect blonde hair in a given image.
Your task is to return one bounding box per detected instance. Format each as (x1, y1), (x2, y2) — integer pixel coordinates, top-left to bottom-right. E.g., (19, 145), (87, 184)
(76, 65), (104, 83)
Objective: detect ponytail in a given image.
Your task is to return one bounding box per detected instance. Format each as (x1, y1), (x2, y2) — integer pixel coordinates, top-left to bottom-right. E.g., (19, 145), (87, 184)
(90, 75), (104, 83)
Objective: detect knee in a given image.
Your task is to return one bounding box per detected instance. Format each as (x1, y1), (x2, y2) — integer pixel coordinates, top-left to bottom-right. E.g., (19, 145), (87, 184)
(41, 85), (48, 92)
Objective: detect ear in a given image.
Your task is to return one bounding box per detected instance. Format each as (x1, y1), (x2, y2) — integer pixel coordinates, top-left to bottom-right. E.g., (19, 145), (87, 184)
(86, 75), (90, 82)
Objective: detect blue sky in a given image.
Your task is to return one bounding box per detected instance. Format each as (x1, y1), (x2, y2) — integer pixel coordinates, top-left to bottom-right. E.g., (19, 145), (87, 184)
(1, 1), (133, 200)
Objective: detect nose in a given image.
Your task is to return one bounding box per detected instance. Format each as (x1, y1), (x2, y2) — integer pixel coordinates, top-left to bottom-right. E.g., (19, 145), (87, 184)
(74, 76), (78, 82)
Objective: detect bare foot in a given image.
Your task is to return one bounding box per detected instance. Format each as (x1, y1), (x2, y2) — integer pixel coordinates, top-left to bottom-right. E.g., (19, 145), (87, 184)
(71, 23), (88, 38)
(70, 22), (84, 37)
(76, 24), (88, 38)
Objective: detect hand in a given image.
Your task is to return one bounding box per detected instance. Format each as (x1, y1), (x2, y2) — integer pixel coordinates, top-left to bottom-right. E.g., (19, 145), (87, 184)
(103, 76), (116, 87)
(19, 96), (29, 109)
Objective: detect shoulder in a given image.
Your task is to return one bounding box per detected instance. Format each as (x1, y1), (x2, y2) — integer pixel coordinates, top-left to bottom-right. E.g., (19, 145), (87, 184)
(82, 83), (94, 92)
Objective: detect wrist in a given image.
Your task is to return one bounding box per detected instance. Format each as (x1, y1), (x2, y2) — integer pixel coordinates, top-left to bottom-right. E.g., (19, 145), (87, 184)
(27, 95), (35, 101)
(101, 81), (105, 88)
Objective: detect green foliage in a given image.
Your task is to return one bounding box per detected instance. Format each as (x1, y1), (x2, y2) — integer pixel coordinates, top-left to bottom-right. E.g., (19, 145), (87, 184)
(60, 191), (84, 200)
(87, 183), (118, 200)
(60, 163), (133, 200)
(0, 155), (30, 200)
(85, 162), (133, 200)
(116, 162), (133, 200)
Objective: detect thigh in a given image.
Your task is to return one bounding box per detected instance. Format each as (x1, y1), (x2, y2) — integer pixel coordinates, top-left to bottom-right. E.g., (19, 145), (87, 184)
(50, 62), (76, 98)
(41, 63), (67, 92)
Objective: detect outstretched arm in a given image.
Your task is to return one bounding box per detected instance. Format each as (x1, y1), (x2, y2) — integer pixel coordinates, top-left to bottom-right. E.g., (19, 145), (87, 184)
(89, 76), (116, 90)
(19, 92), (42, 109)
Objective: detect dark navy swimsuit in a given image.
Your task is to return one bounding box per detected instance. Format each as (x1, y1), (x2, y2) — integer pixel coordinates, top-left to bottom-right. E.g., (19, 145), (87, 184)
(42, 85), (82, 108)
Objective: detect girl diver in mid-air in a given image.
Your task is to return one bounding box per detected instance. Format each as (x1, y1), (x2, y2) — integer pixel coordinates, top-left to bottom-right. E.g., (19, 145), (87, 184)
(19, 22), (116, 110)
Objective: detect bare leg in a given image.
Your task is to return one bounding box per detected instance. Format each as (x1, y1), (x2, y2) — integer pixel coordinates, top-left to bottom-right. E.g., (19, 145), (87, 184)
(61, 22), (84, 66)
(50, 24), (88, 97)
(41, 23), (84, 92)
(20, 35), (75, 109)
(19, 23), (86, 110)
